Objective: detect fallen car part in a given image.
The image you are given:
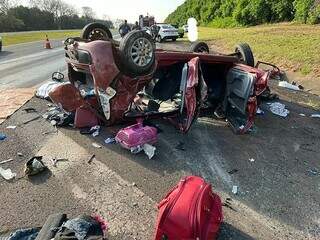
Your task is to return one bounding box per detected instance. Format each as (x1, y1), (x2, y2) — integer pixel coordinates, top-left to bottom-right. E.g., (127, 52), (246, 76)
(154, 176), (222, 240)
(24, 156), (47, 176)
(0, 158), (13, 165)
(23, 116), (41, 125)
(88, 154), (95, 164)
(0, 166), (16, 180)
(52, 72), (64, 82)
(278, 81), (300, 91)
(74, 106), (99, 128)
(190, 41), (210, 53)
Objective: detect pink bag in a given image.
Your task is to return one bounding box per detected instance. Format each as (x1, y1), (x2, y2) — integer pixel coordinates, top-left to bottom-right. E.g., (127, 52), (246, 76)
(115, 122), (157, 150)
(154, 176), (223, 240)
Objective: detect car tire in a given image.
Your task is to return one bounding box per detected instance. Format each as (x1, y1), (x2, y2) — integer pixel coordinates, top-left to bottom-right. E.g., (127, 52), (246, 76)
(156, 35), (162, 43)
(119, 30), (156, 77)
(190, 41), (209, 53)
(172, 38), (177, 42)
(81, 22), (113, 41)
(235, 43), (254, 67)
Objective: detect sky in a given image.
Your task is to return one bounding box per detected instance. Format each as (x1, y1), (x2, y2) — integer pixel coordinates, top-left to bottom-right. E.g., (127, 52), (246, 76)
(21, 0), (185, 23)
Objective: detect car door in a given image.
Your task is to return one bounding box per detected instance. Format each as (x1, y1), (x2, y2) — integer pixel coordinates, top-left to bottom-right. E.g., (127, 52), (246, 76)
(179, 57), (207, 132)
(224, 66), (257, 134)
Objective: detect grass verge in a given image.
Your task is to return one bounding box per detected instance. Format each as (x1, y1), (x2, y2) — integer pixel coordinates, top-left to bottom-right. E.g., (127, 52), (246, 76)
(2, 30), (81, 46)
(197, 23), (320, 78)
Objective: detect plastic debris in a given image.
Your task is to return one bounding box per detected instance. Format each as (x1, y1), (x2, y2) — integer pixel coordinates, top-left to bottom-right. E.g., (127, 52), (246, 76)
(232, 186), (238, 195)
(92, 142), (102, 148)
(142, 143), (156, 159)
(256, 107), (265, 115)
(278, 81), (300, 91)
(268, 102), (290, 117)
(299, 113), (306, 117)
(130, 145), (143, 154)
(311, 114), (320, 118)
(308, 168), (319, 176)
(104, 137), (116, 144)
(0, 166), (16, 180)
(0, 133), (7, 141)
(24, 156), (47, 176)
(0, 158), (13, 165)
(17, 152), (23, 157)
(249, 158), (255, 162)
(6, 125), (17, 129)
(90, 125), (100, 137)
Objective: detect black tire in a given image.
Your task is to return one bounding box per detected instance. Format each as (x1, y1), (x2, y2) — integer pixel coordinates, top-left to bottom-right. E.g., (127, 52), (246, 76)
(172, 38), (177, 42)
(156, 35), (162, 43)
(119, 30), (156, 77)
(235, 43), (254, 67)
(81, 22), (113, 41)
(190, 41), (209, 53)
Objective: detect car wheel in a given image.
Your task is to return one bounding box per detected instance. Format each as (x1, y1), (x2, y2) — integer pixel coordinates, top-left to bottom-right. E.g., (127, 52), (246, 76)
(190, 41), (209, 53)
(172, 38), (177, 42)
(81, 22), (113, 41)
(235, 43), (254, 67)
(156, 35), (162, 43)
(119, 30), (156, 77)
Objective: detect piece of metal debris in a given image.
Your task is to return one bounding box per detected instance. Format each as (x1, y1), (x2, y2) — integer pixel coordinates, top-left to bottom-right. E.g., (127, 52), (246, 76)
(232, 186), (238, 195)
(228, 169), (238, 175)
(249, 158), (255, 162)
(299, 113), (306, 117)
(6, 125), (17, 129)
(92, 142), (102, 148)
(51, 158), (68, 167)
(88, 154), (95, 164)
(23, 116), (41, 125)
(311, 114), (320, 118)
(0, 159), (13, 165)
(23, 107), (37, 113)
(17, 152), (23, 157)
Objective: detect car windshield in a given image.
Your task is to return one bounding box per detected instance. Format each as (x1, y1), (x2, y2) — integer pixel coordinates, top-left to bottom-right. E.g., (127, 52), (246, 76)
(161, 25), (174, 29)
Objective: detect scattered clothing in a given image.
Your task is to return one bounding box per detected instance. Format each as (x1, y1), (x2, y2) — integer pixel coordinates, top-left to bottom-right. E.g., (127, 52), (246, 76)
(8, 228), (39, 240)
(0, 133), (6, 140)
(36, 81), (64, 99)
(55, 215), (104, 240)
(0, 166), (16, 180)
(268, 102), (290, 117)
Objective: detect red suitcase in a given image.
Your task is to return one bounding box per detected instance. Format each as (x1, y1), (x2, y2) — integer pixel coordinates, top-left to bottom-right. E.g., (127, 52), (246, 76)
(154, 176), (222, 240)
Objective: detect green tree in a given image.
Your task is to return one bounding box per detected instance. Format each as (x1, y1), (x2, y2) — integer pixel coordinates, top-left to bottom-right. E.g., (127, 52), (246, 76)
(294, 0), (315, 23)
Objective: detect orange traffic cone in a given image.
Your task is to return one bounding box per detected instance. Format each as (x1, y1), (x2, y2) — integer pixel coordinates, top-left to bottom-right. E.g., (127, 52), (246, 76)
(44, 35), (52, 49)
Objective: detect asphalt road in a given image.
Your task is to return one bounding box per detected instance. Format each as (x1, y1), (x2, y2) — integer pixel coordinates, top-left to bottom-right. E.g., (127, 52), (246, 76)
(0, 31), (120, 90)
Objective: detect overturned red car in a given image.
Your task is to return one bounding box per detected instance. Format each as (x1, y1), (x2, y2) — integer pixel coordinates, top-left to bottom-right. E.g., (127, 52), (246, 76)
(51, 23), (274, 134)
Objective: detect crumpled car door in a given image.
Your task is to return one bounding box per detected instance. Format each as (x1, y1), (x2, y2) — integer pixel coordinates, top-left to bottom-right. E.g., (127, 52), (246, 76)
(223, 67), (256, 134)
(179, 57), (207, 132)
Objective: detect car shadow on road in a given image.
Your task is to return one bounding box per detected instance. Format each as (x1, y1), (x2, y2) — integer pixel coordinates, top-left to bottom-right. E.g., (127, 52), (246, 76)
(218, 222), (255, 240)
(0, 51), (13, 57)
